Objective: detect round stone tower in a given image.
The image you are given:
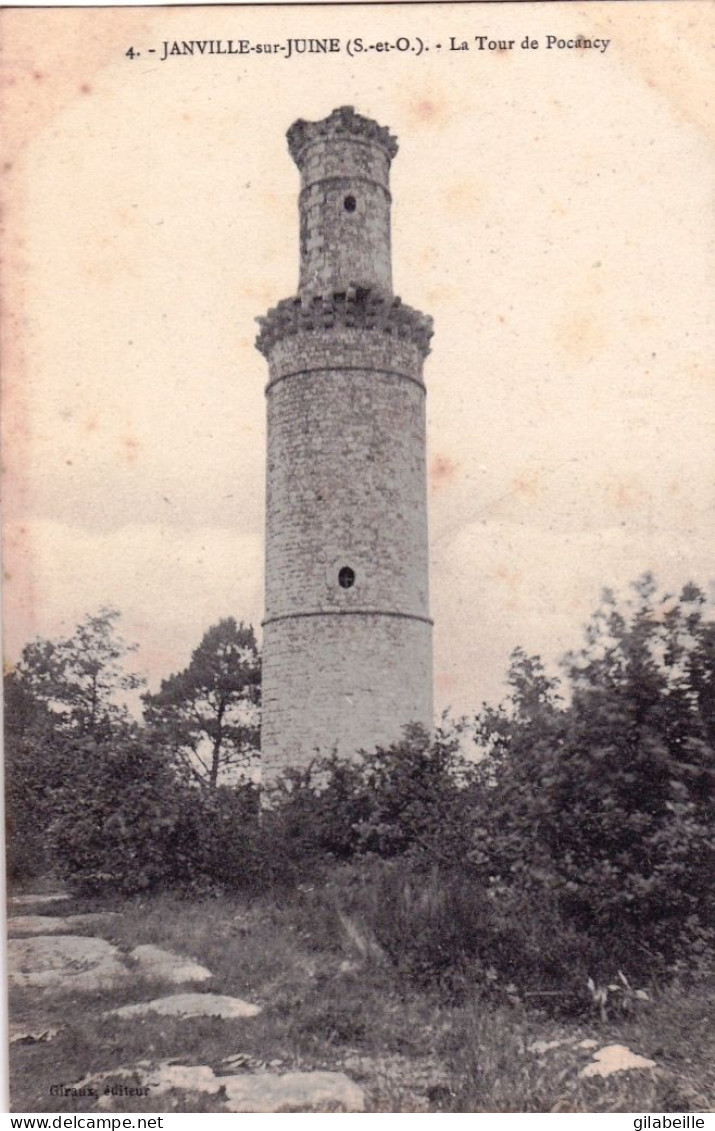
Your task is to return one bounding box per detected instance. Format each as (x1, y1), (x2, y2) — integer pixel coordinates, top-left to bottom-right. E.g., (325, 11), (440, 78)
(256, 106), (433, 783)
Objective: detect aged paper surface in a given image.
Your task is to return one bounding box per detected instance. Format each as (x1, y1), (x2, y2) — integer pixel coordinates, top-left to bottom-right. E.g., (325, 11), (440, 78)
(3, 1), (713, 714)
(2, 0), (714, 1114)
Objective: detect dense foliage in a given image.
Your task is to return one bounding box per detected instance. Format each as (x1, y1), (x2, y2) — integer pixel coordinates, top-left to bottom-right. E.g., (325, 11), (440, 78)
(257, 576), (714, 996)
(9, 607), (144, 736)
(4, 608), (144, 881)
(469, 576), (714, 966)
(5, 578), (714, 1007)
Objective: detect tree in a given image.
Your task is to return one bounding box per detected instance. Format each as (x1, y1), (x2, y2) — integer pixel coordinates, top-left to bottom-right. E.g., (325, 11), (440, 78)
(5, 608), (145, 881)
(143, 618), (261, 789)
(469, 649), (568, 896)
(4, 669), (67, 880)
(472, 576), (715, 967)
(557, 576), (715, 947)
(49, 727), (188, 894)
(10, 606), (144, 737)
(352, 723), (477, 864)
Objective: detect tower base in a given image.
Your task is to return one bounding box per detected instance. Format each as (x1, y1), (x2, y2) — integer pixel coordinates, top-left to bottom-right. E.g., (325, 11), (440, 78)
(261, 611), (433, 784)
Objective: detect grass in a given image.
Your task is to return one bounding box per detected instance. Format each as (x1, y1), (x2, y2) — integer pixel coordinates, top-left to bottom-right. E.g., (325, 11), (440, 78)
(8, 883), (715, 1113)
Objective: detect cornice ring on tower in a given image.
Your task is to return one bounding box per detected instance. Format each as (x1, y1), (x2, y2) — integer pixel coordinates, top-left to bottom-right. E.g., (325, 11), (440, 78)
(255, 291), (433, 358)
(299, 176), (392, 204)
(262, 609), (434, 628)
(264, 365), (426, 396)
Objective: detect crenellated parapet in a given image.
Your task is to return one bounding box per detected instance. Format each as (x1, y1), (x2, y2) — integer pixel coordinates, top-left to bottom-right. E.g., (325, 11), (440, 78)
(287, 106), (399, 168)
(256, 290), (433, 359)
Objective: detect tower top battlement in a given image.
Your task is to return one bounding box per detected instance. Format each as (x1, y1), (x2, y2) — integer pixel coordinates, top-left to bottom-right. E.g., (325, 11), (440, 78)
(284, 106), (400, 298)
(287, 106), (399, 167)
(256, 290), (433, 359)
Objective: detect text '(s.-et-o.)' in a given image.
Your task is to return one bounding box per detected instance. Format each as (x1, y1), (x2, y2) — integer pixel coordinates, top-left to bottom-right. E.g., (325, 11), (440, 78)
(122, 35), (612, 64)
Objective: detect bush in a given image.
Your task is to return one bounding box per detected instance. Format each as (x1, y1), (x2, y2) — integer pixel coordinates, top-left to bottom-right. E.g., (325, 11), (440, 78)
(48, 729), (269, 896)
(261, 755), (368, 867)
(4, 673), (72, 883)
(469, 580), (715, 974)
(49, 729), (192, 894)
(261, 724), (476, 869)
(352, 724), (477, 865)
(331, 858), (610, 1012)
(169, 782), (266, 895)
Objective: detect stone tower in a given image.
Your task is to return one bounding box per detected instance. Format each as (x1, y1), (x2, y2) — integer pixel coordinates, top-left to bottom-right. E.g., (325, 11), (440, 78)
(256, 106), (433, 782)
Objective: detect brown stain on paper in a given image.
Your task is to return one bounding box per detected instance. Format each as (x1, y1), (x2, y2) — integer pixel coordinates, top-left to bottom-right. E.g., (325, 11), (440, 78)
(512, 470), (543, 502)
(435, 672), (456, 698)
(593, 3), (715, 141)
(493, 564), (523, 613)
(412, 99), (439, 124)
(430, 454), (458, 491)
(403, 85), (459, 132)
(555, 312), (606, 364)
(603, 474), (649, 513)
(446, 180), (484, 217)
(1, 8), (151, 646)
(122, 436), (142, 468)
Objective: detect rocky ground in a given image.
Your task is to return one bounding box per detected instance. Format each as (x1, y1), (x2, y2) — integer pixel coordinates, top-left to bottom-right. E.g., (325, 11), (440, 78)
(7, 889), (713, 1113)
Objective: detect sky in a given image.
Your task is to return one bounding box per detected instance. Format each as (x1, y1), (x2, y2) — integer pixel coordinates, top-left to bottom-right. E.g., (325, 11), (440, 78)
(3, 1), (714, 719)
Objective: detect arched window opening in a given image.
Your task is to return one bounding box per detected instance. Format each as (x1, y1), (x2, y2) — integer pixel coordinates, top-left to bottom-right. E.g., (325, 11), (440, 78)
(338, 566), (356, 589)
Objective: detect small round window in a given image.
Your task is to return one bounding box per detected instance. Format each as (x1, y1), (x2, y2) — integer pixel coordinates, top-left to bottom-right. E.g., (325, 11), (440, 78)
(343, 195), (356, 213)
(338, 566), (355, 589)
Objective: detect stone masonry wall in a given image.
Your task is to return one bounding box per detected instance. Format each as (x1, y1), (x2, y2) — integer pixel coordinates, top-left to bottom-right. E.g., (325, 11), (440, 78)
(257, 108), (433, 783)
(261, 613), (433, 776)
(262, 328), (432, 778)
(291, 116), (394, 297)
(298, 162), (392, 297)
(265, 356), (429, 620)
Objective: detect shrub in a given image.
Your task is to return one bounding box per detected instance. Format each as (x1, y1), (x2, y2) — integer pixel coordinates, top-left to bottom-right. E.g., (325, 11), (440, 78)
(322, 858), (646, 1016)
(261, 755), (369, 867)
(49, 730), (268, 896)
(169, 781), (267, 895)
(4, 671), (76, 883)
(262, 723), (477, 870)
(49, 729), (192, 894)
(353, 724), (477, 865)
(470, 580), (715, 974)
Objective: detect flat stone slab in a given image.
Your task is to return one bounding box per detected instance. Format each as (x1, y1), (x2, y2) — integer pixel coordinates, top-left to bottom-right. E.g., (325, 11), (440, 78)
(129, 945), (211, 984)
(108, 993), (260, 1020)
(8, 936), (131, 992)
(528, 1039), (565, 1054)
(9, 1024), (61, 1045)
(83, 1062), (364, 1112)
(8, 913), (120, 936)
(8, 935), (214, 992)
(580, 1044), (657, 1079)
(222, 1070), (365, 1112)
(10, 894), (69, 906)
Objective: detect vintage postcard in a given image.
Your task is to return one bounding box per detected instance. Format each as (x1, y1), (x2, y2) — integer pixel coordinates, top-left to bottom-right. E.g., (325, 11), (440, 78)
(2, 0), (713, 1115)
